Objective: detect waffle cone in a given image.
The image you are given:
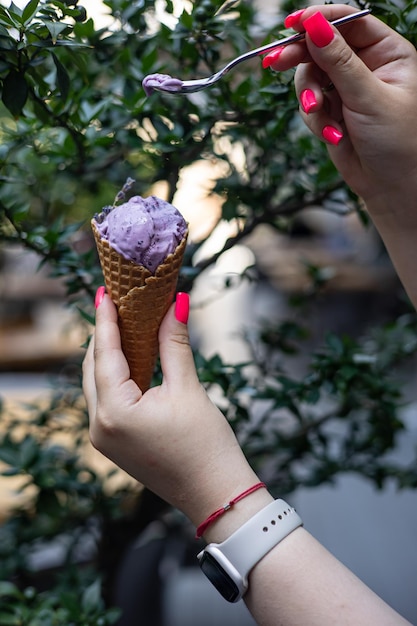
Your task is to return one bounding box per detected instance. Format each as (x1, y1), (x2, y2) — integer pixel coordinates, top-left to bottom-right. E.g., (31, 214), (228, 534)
(92, 220), (188, 391)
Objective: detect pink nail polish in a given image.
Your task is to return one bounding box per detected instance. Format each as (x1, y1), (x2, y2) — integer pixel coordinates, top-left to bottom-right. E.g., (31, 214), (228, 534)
(95, 286), (105, 309)
(284, 9), (306, 29)
(304, 11), (334, 48)
(175, 292), (190, 324)
(300, 89), (317, 114)
(262, 47), (284, 69)
(322, 125), (343, 145)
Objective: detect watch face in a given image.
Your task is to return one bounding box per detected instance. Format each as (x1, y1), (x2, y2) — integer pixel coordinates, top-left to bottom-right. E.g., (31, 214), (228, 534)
(199, 551), (241, 603)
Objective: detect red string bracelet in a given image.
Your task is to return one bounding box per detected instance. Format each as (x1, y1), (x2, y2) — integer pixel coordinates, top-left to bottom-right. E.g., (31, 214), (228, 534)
(195, 482), (267, 539)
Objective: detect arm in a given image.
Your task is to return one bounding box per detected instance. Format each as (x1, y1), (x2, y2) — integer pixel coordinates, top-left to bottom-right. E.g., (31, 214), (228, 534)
(82, 293), (411, 625)
(263, 6), (417, 308)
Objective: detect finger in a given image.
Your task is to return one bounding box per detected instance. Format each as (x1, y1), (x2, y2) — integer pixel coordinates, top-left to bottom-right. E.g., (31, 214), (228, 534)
(158, 293), (200, 390)
(285, 5), (366, 33)
(262, 5), (364, 70)
(301, 11), (393, 112)
(300, 106), (345, 147)
(295, 62), (344, 141)
(296, 61), (332, 114)
(263, 5), (364, 70)
(82, 333), (97, 418)
(262, 41), (311, 72)
(94, 294), (141, 404)
(265, 7), (397, 94)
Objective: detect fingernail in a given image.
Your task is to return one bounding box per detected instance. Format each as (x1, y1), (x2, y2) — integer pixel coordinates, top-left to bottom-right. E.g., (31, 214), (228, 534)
(304, 11), (334, 48)
(262, 47), (284, 69)
(300, 89), (317, 114)
(284, 9), (306, 29)
(322, 125), (343, 145)
(95, 286), (106, 309)
(175, 292), (190, 324)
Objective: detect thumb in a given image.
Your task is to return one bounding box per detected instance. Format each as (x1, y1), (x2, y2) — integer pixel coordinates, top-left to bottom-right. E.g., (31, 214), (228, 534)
(158, 293), (199, 388)
(94, 292), (131, 388)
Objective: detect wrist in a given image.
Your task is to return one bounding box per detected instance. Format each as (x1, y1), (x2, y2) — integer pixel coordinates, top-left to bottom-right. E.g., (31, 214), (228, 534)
(195, 482), (268, 539)
(198, 498), (303, 603)
(201, 485), (275, 543)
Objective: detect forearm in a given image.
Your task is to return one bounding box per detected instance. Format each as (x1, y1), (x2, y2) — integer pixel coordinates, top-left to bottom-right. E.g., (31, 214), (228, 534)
(366, 192), (417, 310)
(246, 527), (411, 626)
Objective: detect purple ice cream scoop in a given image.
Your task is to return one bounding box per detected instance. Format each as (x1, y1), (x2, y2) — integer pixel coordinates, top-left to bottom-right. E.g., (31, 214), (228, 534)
(94, 195), (187, 274)
(142, 73), (183, 96)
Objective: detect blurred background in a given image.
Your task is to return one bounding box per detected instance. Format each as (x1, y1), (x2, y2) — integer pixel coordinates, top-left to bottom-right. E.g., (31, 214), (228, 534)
(1, 0), (416, 624)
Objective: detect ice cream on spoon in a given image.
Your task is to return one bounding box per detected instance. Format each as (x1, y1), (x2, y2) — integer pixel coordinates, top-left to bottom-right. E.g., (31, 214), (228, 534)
(142, 73), (183, 97)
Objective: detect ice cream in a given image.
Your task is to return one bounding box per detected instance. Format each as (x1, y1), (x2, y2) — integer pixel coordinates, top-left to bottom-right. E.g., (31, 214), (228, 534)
(92, 188), (188, 391)
(94, 195), (187, 274)
(142, 73), (183, 96)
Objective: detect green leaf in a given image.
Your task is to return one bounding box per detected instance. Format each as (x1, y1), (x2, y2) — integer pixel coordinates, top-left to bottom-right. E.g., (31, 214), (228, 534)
(51, 39), (90, 48)
(22, 0), (40, 25)
(2, 70), (28, 117)
(44, 20), (69, 43)
(1, 467), (21, 476)
(77, 306), (95, 326)
(7, 2), (23, 24)
(82, 579), (102, 614)
(79, 100), (105, 123)
(73, 16), (95, 38)
(0, 581), (23, 599)
(0, 7), (18, 28)
(406, 6), (417, 22)
(0, 439), (19, 467)
(52, 53), (70, 101)
(32, 99), (52, 124)
(326, 334), (344, 356)
(20, 435), (39, 469)
(0, 614), (22, 626)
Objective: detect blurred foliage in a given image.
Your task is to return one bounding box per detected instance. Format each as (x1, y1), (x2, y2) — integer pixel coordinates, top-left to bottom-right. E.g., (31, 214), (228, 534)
(196, 311), (417, 494)
(0, 578), (121, 626)
(0, 0), (417, 620)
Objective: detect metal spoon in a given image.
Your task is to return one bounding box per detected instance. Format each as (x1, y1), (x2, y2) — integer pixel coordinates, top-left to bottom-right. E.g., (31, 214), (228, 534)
(142, 9), (371, 96)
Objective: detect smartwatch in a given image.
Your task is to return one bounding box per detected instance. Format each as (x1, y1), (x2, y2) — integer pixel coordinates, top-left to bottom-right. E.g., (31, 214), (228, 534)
(197, 499), (302, 602)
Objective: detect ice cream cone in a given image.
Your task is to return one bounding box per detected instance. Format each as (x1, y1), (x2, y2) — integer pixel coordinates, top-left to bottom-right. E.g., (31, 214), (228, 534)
(92, 220), (188, 391)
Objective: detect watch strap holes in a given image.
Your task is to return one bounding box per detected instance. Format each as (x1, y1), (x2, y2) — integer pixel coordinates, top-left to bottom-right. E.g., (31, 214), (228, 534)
(261, 507), (297, 533)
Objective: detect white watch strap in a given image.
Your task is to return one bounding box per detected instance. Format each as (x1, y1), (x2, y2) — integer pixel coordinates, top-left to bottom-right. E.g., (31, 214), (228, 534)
(219, 499), (302, 577)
